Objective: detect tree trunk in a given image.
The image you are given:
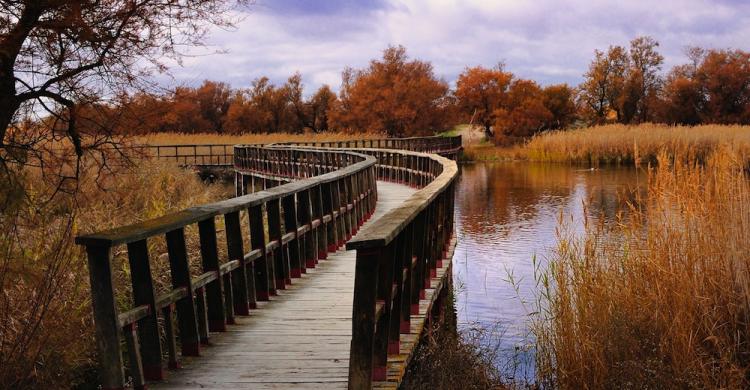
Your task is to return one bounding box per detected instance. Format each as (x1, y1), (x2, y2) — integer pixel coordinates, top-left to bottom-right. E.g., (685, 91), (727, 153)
(483, 122), (493, 141)
(0, 87), (18, 148)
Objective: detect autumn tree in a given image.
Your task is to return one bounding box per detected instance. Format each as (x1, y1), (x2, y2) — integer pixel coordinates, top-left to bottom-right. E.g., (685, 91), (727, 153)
(1, 0), (240, 175)
(195, 81), (233, 133)
(332, 46), (453, 136)
(309, 85), (337, 132)
(696, 49), (750, 124)
(578, 45), (629, 123)
(455, 65), (513, 139)
(659, 63), (703, 125)
(620, 36), (664, 123)
(542, 84), (576, 129)
(494, 79), (552, 139)
(285, 72), (307, 133)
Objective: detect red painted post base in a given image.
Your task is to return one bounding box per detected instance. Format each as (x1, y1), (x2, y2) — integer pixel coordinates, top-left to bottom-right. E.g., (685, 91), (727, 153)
(388, 340), (400, 354)
(318, 251), (328, 260)
(143, 366), (165, 381)
(430, 268), (437, 278)
(248, 301), (257, 310)
(436, 259), (443, 268)
(276, 279), (287, 290)
(290, 268), (302, 278)
(285, 277), (292, 285)
(181, 342), (201, 356)
(373, 366), (387, 381)
(256, 291), (270, 301)
(424, 279), (431, 289)
(400, 320), (410, 333)
(306, 259), (317, 268)
(209, 320), (227, 332)
(411, 303), (420, 315)
(327, 244), (337, 252)
(419, 289), (426, 299)
(269, 289), (278, 296)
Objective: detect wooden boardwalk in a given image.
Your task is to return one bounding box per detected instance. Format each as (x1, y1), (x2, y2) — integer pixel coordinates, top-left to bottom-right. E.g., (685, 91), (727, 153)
(153, 182), (418, 389)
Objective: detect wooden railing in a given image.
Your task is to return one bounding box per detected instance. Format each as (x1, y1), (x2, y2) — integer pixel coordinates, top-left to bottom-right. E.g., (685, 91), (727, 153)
(261, 143), (460, 389)
(135, 135), (461, 168)
(276, 135), (462, 159)
(346, 148), (458, 389)
(141, 144), (235, 166)
(75, 147), (377, 389)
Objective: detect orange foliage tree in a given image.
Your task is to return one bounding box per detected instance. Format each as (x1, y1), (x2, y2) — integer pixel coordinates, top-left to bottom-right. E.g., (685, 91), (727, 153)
(578, 45), (629, 123)
(494, 79), (552, 139)
(455, 65), (513, 139)
(331, 46), (453, 136)
(542, 84), (577, 129)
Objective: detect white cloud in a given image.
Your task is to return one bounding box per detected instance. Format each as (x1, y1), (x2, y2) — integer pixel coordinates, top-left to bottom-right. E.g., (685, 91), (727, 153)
(157, 0), (750, 92)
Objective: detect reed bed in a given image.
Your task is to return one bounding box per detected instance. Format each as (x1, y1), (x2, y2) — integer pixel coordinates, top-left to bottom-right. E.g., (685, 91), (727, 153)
(521, 124), (750, 165)
(0, 158), (228, 389)
(534, 147), (750, 388)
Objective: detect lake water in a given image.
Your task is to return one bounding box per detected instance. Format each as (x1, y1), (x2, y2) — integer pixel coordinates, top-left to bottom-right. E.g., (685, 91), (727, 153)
(450, 162), (644, 383)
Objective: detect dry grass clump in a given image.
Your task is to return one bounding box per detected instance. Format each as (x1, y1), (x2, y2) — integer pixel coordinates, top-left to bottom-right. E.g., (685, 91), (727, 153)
(402, 324), (505, 389)
(0, 158), (227, 389)
(521, 124), (750, 165)
(138, 131), (382, 146)
(461, 143), (519, 162)
(534, 147), (750, 388)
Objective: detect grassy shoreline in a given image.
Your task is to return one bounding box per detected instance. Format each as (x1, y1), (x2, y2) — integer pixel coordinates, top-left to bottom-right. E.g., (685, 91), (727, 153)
(460, 124), (750, 165)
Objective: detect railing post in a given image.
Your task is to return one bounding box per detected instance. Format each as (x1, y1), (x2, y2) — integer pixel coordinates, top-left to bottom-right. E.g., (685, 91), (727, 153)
(126, 240), (164, 380)
(85, 244), (126, 389)
(198, 217), (229, 330)
(225, 212), (253, 314)
(250, 203), (274, 299)
(267, 198), (288, 289)
(349, 247), (381, 390)
(165, 228), (201, 356)
(282, 194), (303, 278)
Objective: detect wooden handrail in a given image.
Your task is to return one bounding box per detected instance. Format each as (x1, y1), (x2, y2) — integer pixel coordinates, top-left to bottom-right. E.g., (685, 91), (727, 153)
(76, 146), (378, 389)
(345, 149), (458, 389)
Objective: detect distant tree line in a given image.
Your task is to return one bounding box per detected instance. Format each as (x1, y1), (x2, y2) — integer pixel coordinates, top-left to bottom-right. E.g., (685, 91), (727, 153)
(61, 40), (750, 142)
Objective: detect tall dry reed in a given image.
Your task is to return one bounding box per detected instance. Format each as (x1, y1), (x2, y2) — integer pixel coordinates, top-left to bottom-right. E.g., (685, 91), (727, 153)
(0, 158), (227, 389)
(521, 124), (750, 165)
(534, 147), (750, 388)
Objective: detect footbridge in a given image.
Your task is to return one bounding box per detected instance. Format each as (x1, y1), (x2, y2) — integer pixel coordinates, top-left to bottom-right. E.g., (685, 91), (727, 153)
(76, 136), (461, 389)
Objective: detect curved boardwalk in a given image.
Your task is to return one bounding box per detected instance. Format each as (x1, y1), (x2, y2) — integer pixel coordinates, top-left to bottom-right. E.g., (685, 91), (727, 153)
(153, 182), (415, 389)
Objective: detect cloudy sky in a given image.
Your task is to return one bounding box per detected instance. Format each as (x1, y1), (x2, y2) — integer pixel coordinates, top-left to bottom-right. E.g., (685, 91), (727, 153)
(165, 0), (750, 92)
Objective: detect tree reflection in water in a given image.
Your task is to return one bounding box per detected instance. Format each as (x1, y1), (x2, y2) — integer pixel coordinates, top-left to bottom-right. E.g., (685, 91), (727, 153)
(451, 162), (644, 383)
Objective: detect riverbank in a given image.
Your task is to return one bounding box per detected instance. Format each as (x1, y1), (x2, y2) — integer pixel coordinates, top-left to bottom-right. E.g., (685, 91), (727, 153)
(460, 124), (750, 165)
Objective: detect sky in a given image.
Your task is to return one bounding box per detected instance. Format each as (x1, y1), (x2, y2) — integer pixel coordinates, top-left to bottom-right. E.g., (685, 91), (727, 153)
(164, 0), (750, 93)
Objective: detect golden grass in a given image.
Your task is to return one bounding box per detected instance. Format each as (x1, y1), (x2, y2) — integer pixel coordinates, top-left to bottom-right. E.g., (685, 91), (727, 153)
(138, 131), (383, 146)
(520, 124), (750, 165)
(534, 147), (750, 388)
(0, 158), (228, 388)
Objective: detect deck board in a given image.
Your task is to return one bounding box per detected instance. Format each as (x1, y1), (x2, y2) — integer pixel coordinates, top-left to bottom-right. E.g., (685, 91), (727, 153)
(152, 182), (415, 389)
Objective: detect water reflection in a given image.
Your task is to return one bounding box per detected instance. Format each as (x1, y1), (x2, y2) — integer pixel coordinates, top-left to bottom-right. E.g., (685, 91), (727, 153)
(451, 162), (643, 382)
